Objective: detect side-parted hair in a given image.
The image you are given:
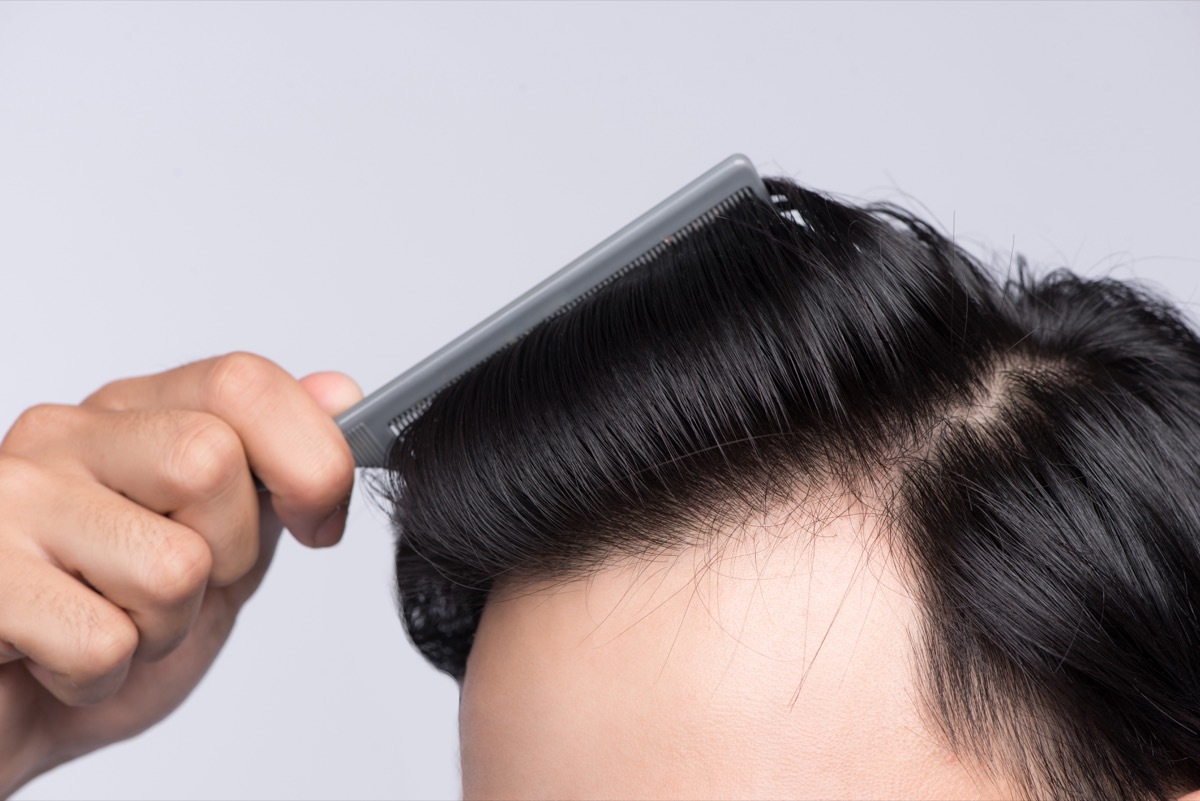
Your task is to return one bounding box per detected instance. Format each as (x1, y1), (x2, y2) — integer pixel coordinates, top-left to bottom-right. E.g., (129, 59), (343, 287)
(385, 177), (1200, 800)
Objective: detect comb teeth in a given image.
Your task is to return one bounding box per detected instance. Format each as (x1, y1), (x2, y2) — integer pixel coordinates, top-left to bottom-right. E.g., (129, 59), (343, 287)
(344, 422), (388, 469)
(389, 398), (433, 438)
(384, 187), (761, 441)
(545, 187), (757, 320)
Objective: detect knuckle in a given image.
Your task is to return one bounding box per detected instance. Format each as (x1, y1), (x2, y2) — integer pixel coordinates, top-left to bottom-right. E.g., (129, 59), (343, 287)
(3, 404), (75, 451)
(71, 613), (138, 689)
(0, 453), (50, 500)
(140, 531), (213, 606)
(164, 415), (245, 498)
(82, 379), (128, 410)
(203, 352), (279, 416)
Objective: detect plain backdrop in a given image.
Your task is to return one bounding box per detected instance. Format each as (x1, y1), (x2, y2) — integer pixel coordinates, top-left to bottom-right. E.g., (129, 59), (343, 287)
(1, 2), (1197, 798)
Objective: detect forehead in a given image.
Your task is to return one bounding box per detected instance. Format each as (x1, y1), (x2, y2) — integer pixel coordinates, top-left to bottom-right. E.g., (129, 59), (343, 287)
(455, 509), (927, 798)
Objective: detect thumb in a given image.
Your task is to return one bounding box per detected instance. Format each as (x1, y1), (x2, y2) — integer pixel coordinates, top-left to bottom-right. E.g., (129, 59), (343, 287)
(291, 371), (362, 549)
(298, 371), (363, 417)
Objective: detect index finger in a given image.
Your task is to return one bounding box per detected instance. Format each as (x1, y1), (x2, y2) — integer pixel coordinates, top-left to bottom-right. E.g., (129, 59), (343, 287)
(84, 352), (358, 548)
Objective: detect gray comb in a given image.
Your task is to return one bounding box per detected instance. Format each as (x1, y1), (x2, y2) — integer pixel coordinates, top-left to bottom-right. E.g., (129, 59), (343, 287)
(337, 153), (769, 468)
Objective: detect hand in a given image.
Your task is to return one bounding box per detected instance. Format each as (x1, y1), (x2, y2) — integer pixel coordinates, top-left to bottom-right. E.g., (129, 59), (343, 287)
(0, 353), (362, 796)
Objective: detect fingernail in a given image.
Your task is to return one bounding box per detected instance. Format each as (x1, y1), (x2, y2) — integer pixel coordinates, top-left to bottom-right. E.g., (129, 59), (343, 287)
(313, 503), (349, 548)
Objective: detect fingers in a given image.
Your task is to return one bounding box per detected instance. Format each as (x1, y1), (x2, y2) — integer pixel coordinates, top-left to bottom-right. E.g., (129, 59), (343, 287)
(3, 406), (258, 586)
(0, 553), (137, 706)
(0, 352), (360, 712)
(299, 371), (364, 418)
(0, 454), (211, 664)
(85, 353), (359, 548)
(36, 477), (213, 662)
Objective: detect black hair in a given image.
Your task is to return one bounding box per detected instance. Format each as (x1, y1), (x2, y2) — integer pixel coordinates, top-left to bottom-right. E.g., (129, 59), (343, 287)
(384, 177), (1200, 800)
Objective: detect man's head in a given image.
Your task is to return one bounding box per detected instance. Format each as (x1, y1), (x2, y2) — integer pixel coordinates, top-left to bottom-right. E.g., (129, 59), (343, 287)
(384, 178), (1200, 799)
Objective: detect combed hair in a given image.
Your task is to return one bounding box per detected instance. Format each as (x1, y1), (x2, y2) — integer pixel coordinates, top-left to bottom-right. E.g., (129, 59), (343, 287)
(384, 177), (1200, 800)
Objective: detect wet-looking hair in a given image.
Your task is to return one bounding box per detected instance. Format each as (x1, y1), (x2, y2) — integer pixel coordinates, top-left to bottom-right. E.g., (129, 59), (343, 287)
(384, 177), (1200, 800)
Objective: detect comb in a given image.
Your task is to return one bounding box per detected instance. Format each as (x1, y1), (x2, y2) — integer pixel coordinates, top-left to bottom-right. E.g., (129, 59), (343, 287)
(336, 154), (769, 468)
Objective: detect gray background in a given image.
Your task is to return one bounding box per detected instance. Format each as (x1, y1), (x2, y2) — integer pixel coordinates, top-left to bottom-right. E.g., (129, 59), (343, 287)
(1, 1), (1196, 798)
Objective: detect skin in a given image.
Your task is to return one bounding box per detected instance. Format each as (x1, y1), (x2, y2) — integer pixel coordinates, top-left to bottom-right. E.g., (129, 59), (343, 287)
(0, 353), (362, 797)
(460, 498), (1016, 800)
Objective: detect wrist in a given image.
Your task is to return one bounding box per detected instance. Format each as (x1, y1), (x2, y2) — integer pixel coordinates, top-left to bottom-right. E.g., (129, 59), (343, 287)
(0, 739), (44, 800)
(0, 701), (55, 800)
